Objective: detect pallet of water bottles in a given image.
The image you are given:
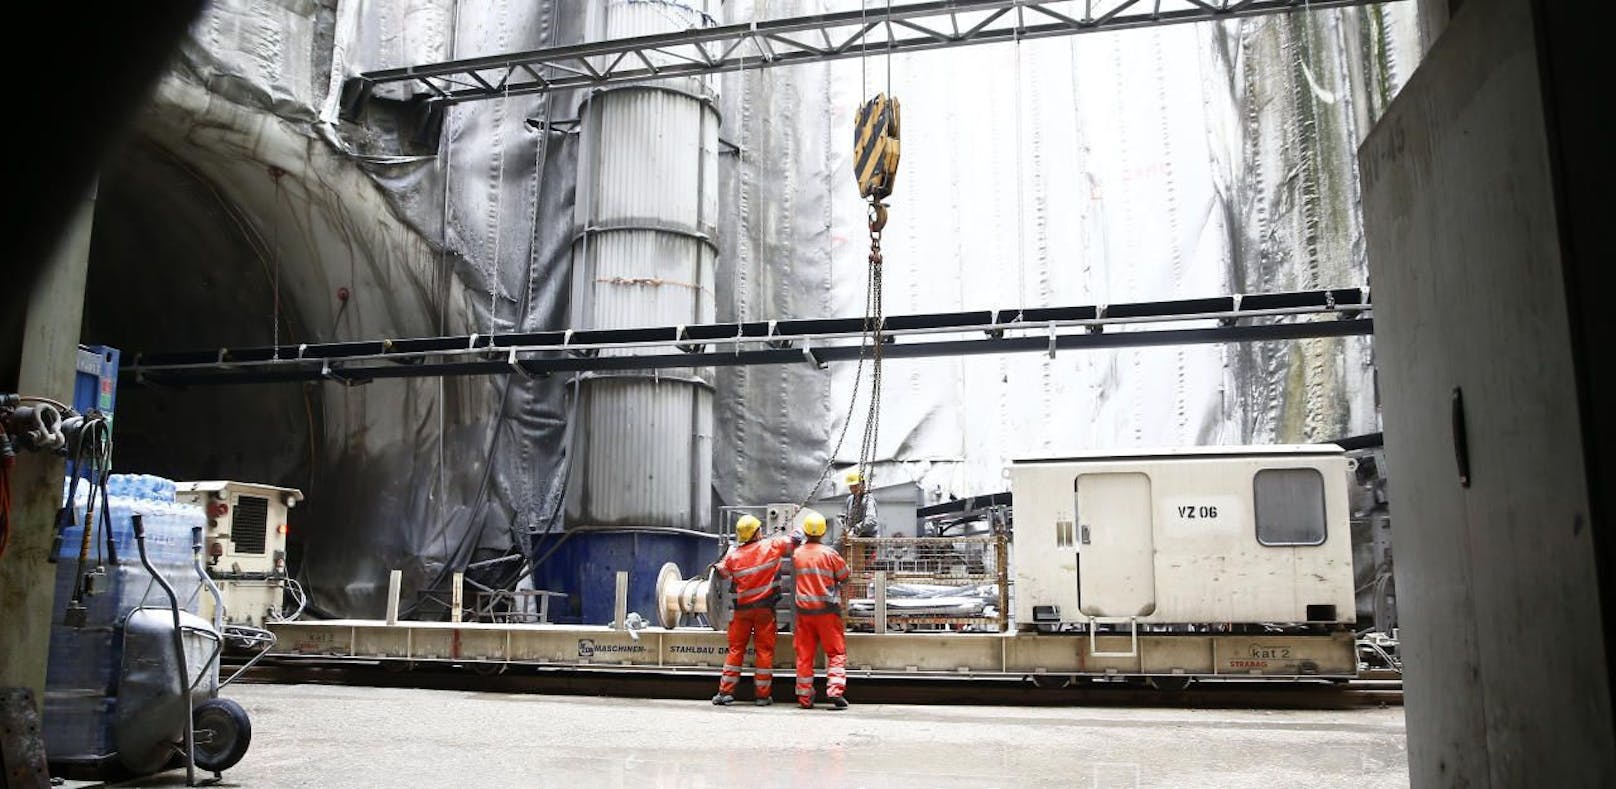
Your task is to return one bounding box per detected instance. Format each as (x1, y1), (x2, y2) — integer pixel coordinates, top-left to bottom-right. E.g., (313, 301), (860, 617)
(840, 532), (1010, 633)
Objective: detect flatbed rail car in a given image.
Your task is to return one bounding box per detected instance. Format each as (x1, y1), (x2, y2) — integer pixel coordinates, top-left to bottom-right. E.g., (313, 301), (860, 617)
(263, 445), (1362, 686)
(263, 619), (1357, 683)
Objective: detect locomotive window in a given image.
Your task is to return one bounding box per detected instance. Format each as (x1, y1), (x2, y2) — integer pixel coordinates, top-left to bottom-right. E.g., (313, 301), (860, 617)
(1254, 468), (1327, 546)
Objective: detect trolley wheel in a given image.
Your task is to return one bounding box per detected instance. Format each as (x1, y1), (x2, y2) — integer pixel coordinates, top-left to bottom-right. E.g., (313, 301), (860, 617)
(469, 661), (507, 676)
(1147, 676), (1194, 693)
(1030, 674), (1071, 690)
(192, 697), (253, 773)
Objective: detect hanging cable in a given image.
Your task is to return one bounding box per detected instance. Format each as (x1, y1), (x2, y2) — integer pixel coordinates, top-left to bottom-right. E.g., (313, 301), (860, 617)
(735, 15), (749, 324)
(489, 85), (513, 336)
(885, 0), (894, 97)
(435, 5), (462, 559)
(411, 3), (579, 616)
(271, 168), (284, 359)
(515, 8), (562, 549)
(860, 0), (869, 98)
(50, 412), (113, 626)
(410, 77), (527, 619)
(1014, 8), (1026, 315)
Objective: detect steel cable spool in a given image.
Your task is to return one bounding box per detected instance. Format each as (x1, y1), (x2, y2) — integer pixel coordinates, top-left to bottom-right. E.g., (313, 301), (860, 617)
(655, 562), (731, 630)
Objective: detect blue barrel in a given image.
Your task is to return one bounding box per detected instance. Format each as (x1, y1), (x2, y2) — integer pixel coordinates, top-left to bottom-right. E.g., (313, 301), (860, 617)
(530, 529), (720, 625)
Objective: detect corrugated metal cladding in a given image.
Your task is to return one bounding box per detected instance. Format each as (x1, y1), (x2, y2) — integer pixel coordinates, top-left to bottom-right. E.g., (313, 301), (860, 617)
(566, 377), (714, 527)
(577, 88), (719, 236)
(569, 0), (718, 532)
(573, 231), (716, 341)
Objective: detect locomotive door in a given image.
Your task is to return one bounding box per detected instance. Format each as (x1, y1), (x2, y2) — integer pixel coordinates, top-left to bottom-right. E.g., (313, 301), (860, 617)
(1075, 472), (1157, 617)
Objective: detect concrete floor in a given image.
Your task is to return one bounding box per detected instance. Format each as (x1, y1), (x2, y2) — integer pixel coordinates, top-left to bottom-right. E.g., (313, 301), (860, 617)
(112, 683), (1408, 788)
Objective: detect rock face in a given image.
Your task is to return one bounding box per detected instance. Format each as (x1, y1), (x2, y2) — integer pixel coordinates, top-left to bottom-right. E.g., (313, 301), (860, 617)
(87, 1), (1424, 617)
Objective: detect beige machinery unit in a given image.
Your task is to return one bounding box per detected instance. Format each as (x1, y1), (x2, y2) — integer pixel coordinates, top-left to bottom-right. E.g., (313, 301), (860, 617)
(1010, 445), (1356, 629)
(175, 481), (304, 628)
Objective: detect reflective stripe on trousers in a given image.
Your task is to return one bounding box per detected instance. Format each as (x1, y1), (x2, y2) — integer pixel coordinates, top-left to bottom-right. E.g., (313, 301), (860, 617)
(827, 664), (847, 694)
(793, 612), (848, 705)
(719, 607), (778, 696)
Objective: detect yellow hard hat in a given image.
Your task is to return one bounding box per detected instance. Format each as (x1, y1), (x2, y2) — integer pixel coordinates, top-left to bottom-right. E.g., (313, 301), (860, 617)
(802, 509), (827, 538)
(845, 470), (863, 486)
(735, 514), (762, 541)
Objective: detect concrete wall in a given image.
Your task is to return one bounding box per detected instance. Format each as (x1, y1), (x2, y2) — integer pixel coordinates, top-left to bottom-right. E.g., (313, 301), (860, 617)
(1534, 0), (1616, 715)
(1360, 0), (1615, 785)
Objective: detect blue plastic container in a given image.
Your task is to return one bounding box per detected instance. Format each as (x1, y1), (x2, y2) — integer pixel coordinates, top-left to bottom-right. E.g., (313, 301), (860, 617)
(69, 345), (119, 481)
(72, 345), (119, 419)
(530, 529), (720, 624)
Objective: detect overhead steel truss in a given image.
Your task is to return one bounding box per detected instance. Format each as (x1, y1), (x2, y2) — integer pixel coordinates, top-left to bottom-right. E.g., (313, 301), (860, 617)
(124, 288), (1371, 387)
(339, 0), (1394, 117)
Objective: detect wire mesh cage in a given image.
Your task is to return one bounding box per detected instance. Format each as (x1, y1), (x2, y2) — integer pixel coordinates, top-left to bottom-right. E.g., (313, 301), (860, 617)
(840, 531), (1010, 633)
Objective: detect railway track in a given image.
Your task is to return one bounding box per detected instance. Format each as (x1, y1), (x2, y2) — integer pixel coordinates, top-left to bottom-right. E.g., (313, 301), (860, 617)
(227, 656), (1402, 710)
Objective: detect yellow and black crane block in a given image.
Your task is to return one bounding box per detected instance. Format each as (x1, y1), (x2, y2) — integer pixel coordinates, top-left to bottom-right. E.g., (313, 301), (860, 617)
(853, 93), (901, 203)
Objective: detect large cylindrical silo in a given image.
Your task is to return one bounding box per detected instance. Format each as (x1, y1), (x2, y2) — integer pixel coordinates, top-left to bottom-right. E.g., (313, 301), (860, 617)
(551, 0), (720, 623)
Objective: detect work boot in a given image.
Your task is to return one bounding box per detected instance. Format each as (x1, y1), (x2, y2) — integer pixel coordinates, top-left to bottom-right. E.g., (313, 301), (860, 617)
(830, 696), (849, 710)
(755, 696), (774, 707)
(712, 693), (735, 706)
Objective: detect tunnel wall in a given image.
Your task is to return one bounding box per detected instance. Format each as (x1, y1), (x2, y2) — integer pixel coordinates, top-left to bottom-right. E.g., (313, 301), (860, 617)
(87, 0), (588, 618)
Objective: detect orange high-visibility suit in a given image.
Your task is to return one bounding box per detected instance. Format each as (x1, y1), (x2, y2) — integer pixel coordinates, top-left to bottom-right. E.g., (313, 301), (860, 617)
(715, 534), (793, 697)
(791, 541), (850, 707)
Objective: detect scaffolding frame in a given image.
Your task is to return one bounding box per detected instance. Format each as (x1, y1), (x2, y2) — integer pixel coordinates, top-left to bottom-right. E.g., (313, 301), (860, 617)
(339, 0), (1395, 118)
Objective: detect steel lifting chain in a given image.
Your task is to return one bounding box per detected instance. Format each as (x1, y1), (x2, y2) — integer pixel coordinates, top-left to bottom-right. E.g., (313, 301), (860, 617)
(854, 200), (886, 519)
(785, 94), (900, 524)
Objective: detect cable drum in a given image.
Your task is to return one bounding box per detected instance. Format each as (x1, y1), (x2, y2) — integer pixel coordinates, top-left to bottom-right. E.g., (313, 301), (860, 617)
(654, 561), (731, 630)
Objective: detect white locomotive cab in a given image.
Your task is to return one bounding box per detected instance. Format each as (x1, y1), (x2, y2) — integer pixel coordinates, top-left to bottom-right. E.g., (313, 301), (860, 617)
(1011, 446), (1356, 629)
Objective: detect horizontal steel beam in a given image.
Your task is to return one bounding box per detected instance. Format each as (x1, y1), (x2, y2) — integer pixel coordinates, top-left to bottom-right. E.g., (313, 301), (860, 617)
(340, 0), (1395, 117)
(918, 491), (1014, 519)
(123, 288), (1371, 388)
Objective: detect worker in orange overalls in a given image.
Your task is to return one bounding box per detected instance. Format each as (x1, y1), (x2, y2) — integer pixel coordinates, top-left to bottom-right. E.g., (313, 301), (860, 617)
(791, 509), (851, 710)
(712, 514), (796, 706)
